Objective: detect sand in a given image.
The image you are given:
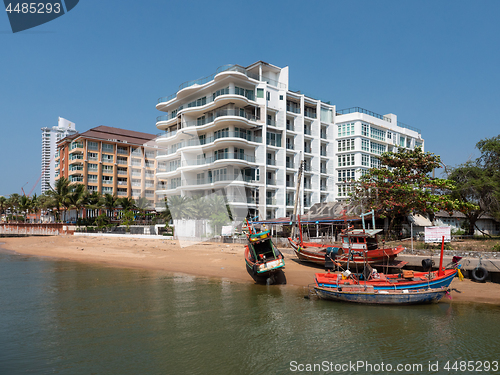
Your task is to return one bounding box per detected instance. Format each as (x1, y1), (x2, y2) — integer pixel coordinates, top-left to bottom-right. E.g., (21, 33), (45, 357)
(2, 235), (500, 306)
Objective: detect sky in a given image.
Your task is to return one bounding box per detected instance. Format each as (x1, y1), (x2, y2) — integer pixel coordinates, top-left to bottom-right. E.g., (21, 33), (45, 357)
(1, 0), (499, 197)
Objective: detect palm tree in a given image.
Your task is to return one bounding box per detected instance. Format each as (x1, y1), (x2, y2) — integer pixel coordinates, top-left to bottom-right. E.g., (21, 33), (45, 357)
(18, 195), (32, 222)
(46, 177), (70, 222)
(8, 193), (21, 222)
(102, 193), (118, 220)
(0, 196), (7, 221)
(66, 184), (88, 223)
(189, 195), (211, 220)
(86, 191), (103, 218)
(135, 197), (151, 224)
(118, 197), (136, 211)
(167, 195), (193, 220)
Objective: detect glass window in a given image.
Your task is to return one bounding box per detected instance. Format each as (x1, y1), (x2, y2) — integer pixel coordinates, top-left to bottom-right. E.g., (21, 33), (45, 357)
(256, 88), (264, 98)
(362, 123), (369, 137)
(362, 139), (369, 152)
(102, 143), (114, 153)
(338, 123), (355, 137)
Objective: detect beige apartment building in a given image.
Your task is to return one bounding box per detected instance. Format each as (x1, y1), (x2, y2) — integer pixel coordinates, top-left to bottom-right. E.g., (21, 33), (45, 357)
(55, 126), (158, 208)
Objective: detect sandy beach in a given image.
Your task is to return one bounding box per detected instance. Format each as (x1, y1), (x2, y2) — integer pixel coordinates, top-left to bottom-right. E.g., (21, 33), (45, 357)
(2, 235), (500, 305)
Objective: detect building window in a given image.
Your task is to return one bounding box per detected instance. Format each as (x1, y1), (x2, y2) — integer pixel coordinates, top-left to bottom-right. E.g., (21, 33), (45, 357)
(102, 143), (114, 153)
(338, 169), (356, 182)
(338, 123), (355, 137)
(407, 137), (412, 148)
(102, 154), (114, 163)
(279, 95), (283, 100)
(88, 164), (98, 172)
(256, 88), (264, 98)
(370, 127), (385, 141)
(88, 152), (98, 161)
(102, 175), (113, 184)
(338, 154), (355, 167)
(362, 139), (369, 152)
(102, 186), (113, 194)
(399, 136), (406, 147)
(370, 142), (386, 155)
(370, 156), (381, 168)
(362, 154), (369, 167)
(102, 165), (113, 173)
(338, 138), (355, 152)
(88, 174), (98, 183)
(362, 123), (369, 137)
(88, 141), (98, 151)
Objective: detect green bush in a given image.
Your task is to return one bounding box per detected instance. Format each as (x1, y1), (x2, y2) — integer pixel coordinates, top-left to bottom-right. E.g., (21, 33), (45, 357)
(492, 243), (500, 252)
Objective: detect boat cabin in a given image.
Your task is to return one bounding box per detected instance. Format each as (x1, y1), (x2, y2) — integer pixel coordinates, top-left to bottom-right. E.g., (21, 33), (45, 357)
(340, 229), (383, 252)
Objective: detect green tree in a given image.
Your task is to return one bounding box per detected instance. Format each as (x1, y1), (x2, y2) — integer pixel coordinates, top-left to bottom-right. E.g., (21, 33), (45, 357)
(46, 177), (70, 222)
(102, 193), (118, 220)
(0, 196), (7, 221)
(121, 210), (135, 232)
(167, 195), (193, 220)
(18, 195), (32, 222)
(449, 135), (500, 235)
(350, 147), (474, 238)
(118, 197), (136, 211)
(66, 184), (88, 223)
(7, 193), (21, 222)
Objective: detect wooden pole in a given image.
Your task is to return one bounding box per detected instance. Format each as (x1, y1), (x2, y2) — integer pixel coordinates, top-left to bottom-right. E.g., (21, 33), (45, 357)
(438, 235), (445, 276)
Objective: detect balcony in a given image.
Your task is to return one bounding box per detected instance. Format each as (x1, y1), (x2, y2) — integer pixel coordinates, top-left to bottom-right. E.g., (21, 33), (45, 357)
(157, 64), (285, 106)
(286, 143), (294, 150)
(320, 185), (327, 191)
(286, 123), (295, 132)
(304, 146), (312, 154)
(320, 149), (327, 157)
(159, 131), (262, 155)
(266, 179), (276, 185)
(183, 152), (256, 167)
(320, 167), (327, 174)
(320, 131), (327, 139)
(304, 108), (317, 119)
(286, 104), (300, 114)
(286, 161), (294, 169)
(266, 159), (276, 166)
(266, 198), (277, 206)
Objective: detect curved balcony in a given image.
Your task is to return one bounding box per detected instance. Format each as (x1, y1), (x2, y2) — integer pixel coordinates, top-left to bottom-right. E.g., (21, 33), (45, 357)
(157, 64), (287, 110)
(156, 93), (257, 130)
(157, 131), (262, 156)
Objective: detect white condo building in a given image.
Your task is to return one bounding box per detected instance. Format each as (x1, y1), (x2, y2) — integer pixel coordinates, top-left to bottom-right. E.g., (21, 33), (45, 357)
(155, 62), (423, 220)
(41, 117), (78, 194)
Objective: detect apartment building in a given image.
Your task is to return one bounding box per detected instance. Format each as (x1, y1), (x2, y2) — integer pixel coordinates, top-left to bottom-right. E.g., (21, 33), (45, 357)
(41, 117), (78, 194)
(154, 62), (423, 220)
(55, 126), (158, 208)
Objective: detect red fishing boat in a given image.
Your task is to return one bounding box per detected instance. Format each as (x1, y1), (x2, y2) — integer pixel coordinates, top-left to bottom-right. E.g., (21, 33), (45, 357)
(288, 228), (404, 267)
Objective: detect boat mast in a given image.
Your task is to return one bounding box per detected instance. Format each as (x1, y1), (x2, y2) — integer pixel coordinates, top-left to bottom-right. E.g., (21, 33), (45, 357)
(291, 155), (304, 239)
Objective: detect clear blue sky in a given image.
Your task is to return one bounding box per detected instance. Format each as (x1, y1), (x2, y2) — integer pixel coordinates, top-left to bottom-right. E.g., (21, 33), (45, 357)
(1, 0), (499, 196)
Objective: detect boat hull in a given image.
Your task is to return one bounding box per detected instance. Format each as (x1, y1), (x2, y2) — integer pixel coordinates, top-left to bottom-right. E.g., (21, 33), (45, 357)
(288, 238), (404, 266)
(315, 269), (457, 290)
(314, 286), (449, 305)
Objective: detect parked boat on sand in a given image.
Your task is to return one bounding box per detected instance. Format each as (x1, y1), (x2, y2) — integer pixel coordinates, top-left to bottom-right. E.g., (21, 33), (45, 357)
(244, 229), (285, 285)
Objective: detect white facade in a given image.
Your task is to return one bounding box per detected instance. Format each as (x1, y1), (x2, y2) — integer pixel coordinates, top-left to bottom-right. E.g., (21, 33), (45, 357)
(154, 62), (424, 221)
(41, 117), (77, 194)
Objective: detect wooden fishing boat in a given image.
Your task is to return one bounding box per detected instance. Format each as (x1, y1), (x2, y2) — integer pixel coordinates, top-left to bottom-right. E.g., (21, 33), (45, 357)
(244, 229), (285, 284)
(288, 228), (404, 267)
(313, 285), (450, 305)
(315, 268), (458, 291)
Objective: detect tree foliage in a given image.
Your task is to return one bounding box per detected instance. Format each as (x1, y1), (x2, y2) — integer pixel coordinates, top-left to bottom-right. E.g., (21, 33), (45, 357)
(350, 147), (475, 237)
(449, 135), (500, 235)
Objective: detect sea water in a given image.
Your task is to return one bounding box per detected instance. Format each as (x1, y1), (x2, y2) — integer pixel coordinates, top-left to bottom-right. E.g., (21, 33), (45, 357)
(1, 248), (499, 375)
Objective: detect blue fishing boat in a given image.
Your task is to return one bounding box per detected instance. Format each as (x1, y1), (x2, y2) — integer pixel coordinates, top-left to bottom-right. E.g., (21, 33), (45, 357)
(314, 285), (450, 305)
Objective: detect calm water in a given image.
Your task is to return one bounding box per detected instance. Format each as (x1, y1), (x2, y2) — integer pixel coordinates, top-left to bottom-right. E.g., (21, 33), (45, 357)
(1, 248), (500, 375)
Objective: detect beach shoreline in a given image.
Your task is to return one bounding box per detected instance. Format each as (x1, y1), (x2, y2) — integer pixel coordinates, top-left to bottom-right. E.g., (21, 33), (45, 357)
(1, 235), (500, 306)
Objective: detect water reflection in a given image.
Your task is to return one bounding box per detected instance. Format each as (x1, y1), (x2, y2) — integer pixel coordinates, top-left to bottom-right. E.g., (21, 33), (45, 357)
(0, 251), (499, 374)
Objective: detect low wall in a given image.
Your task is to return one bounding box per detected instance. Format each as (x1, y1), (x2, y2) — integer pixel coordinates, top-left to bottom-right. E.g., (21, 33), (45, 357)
(0, 223), (75, 236)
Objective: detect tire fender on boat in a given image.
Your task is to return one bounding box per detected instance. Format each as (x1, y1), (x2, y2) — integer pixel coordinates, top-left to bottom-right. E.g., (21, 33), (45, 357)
(471, 266), (488, 282)
(252, 264), (258, 276)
